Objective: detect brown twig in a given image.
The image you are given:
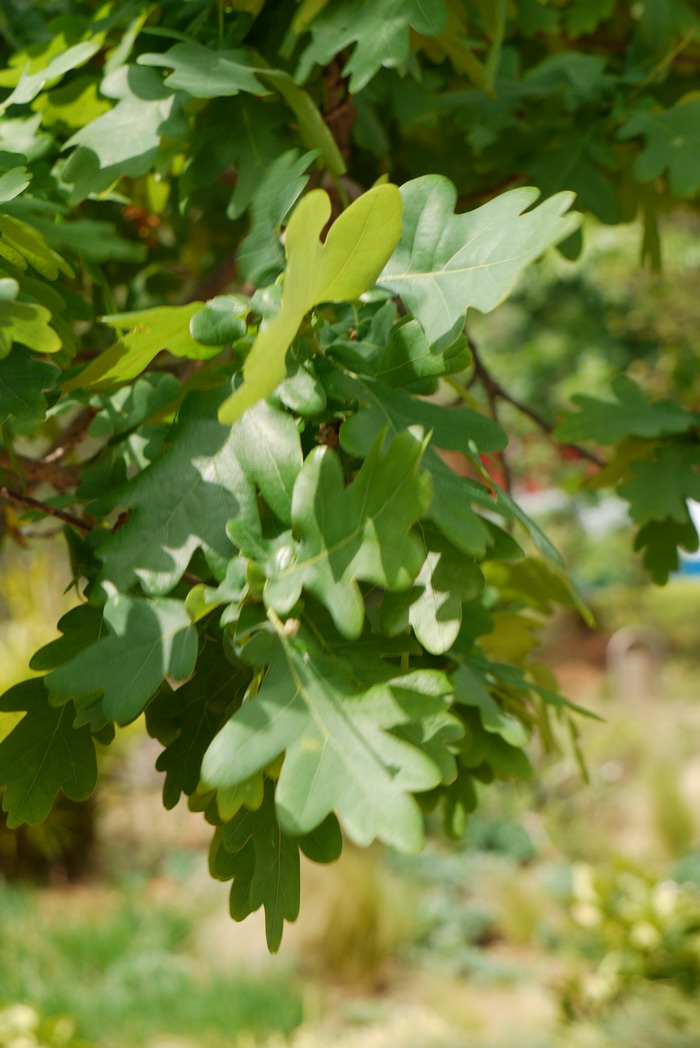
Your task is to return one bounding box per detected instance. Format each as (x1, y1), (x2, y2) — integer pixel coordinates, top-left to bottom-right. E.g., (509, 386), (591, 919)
(467, 338), (605, 468)
(42, 407), (98, 465)
(0, 451), (81, 490)
(0, 487), (93, 532)
(323, 57), (355, 161)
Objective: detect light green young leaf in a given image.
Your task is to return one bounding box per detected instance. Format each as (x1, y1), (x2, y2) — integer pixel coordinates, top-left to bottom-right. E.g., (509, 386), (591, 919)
(379, 175), (580, 342)
(0, 280), (61, 358)
(65, 304), (223, 392)
(261, 428), (432, 638)
(0, 213), (72, 280)
(203, 630), (450, 851)
(0, 678), (97, 827)
(217, 184), (403, 423)
(0, 41), (102, 112)
(46, 594), (198, 725)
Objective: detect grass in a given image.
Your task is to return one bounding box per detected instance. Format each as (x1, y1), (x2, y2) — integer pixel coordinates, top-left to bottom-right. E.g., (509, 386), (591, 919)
(0, 881), (303, 1047)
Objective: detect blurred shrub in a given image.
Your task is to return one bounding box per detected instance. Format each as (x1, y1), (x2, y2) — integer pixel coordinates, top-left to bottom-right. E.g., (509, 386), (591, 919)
(0, 1004), (92, 1048)
(566, 864), (700, 1006)
(592, 579), (700, 658)
(301, 847), (416, 985)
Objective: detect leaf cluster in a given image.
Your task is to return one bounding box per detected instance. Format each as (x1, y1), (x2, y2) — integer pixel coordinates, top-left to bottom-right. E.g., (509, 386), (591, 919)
(0, 0), (698, 950)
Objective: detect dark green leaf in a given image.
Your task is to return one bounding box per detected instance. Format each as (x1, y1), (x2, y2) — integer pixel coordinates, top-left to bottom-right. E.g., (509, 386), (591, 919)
(46, 593), (198, 725)
(555, 376), (696, 445)
(0, 678), (97, 827)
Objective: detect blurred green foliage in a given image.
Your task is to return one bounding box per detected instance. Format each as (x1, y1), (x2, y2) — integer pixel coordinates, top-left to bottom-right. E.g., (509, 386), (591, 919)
(0, 882), (303, 1047)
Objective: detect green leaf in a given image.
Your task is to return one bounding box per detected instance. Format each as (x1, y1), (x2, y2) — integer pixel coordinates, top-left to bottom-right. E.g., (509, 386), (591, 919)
(138, 42), (268, 96)
(260, 428), (432, 639)
(29, 604), (104, 672)
(46, 593), (198, 725)
(379, 176), (580, 342)
(227, 398), (303, 525)
(382, 524), (484, 654)
(259, 68), (345, 177)
(0, 346), (59, 423)
(147, 645), (253, 809)
(0, 40), (102, 112)
(65, 304), (225, 392)
(620, 98), (700, 198)
(203, 629), (451, 851)
(31, 75), (112, 129)
(330, 371), (506, 455)
(214, 780), (300, 951)
(217, 184), (403, 423)
(619, 444), (700, 525)
(96, 388), (266, 595)
(329, 370), (502, 557)
(297, 0), (449, 92)
(555, 376), (696, 445)
(0, 165), (30, 202)
(634, 514), (699, 585)
(0, 678), (97, 827)
(452, 663), (529, 747)
(62, 65), (187, 203)
(0, 291), (61, 359)
(189, 297), (248, 346)
(0, 214), (72, 280)
(237, 148), (317, 285)
(328, 314), (472, 388)
(88, 373), (181, 438)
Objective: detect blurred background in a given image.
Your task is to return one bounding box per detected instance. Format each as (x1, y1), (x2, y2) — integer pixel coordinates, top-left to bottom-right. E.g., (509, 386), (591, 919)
(2, 215), (700, 1048)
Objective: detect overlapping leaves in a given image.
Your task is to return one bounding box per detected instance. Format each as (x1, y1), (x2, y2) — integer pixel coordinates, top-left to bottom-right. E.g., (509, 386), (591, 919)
(203, 626), (460, 852)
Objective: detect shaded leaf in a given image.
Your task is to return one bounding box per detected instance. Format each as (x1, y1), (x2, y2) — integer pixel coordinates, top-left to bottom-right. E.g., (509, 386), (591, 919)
(213, 780), (300, 951)
(203, 629), (452, 851)
(96, 387), (261, 595)
(297, 0), (448, 92)
(555, 376), (695, 445)
(260, 428), (432, 638)
(0, 678), (97, 827)
(138, 42), (268, 96)
(382, 524), (484, 654)
(46, 594), (198, 725)
(62, 65), (187, 203)
(620, 98), (700, 198)
(0, 346), (59, 423)
(620, 444), (700, 525)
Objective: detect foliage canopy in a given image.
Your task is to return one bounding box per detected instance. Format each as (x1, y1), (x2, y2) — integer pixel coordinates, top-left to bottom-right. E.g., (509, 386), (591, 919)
(1, 0), (699, 948)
